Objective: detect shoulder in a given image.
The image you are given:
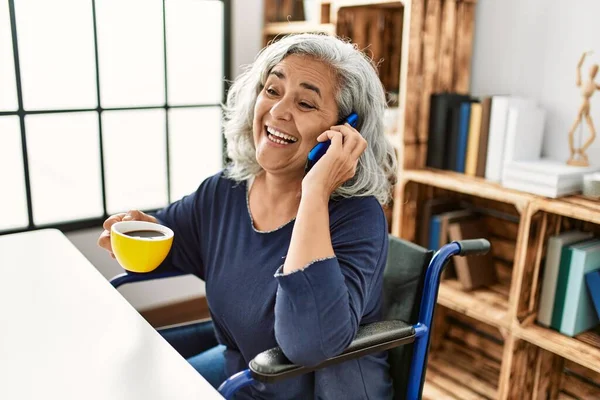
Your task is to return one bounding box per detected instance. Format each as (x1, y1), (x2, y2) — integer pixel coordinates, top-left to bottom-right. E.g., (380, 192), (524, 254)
(195, 170), (245, 198)
(329, 196), (386, 227)
(328, 196), (388, 243)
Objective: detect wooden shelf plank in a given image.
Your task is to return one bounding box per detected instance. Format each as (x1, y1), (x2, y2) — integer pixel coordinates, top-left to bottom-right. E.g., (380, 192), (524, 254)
(335, 0), (404, 8)
(515, 324), (600, 374)
(263, 22), (335, 35)
(425, 348), (498, 399)
(438, 279), (510, 329)
(401, 169), (535, 211)
(534, 195), (600, 225)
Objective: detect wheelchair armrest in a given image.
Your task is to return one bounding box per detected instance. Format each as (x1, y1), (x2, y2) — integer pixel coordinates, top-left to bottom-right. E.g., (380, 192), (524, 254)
(109, 270), (190, 289)
(249, 320), (415, 383)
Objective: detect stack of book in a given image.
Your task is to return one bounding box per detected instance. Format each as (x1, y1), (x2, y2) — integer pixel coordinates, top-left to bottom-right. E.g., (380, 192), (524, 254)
(425, 93), (546, 180)
(423, 199), (497, 290)
(502, 159), (600, 198)
(537, 231), (600, 337)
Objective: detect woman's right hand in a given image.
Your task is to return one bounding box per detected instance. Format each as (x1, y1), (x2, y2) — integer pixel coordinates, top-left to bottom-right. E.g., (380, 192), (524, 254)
(97, 210), (158, 258)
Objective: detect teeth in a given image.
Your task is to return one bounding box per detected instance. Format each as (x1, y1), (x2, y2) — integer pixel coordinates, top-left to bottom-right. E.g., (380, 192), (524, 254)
(266, 126), (298, 142)
(267, 134), (288, 145)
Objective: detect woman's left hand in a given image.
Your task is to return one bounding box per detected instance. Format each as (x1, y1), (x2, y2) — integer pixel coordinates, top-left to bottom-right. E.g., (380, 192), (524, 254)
(302, 123), (367, 199)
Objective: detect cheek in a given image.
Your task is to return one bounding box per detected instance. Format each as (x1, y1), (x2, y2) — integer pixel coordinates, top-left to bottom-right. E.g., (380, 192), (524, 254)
(299, 119), (328, 143)
(252, 98), (266, 139)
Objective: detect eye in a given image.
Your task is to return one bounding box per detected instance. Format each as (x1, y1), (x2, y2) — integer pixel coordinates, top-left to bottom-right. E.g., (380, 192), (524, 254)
(265, 87), (278, 96)
(299, 101), (315, 110)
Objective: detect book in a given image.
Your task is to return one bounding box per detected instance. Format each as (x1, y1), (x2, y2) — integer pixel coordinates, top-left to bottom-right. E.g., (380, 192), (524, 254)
(585, 270), (600, 320)
(475, 97), (493, 177)
(426, 93), (472, 169)
(419, 197), (460, 247)
(551, 239), (600, 330)
(484, 96), (536, 182)
(501, 105), (546, 181)
(501, 178), (583, 198)
(445, 104), (462, 171)
(537, 231), (594, 327)
(465, 101), (482, 176)
(502, 171), (584, 191)
(430, 209), (477, 281)
(559, 242), (600, 336)
(455, 101), (474, 173)
(503, 159), (600, 187)
(428, 209), (475, 250)
(447, 219), (497, 290)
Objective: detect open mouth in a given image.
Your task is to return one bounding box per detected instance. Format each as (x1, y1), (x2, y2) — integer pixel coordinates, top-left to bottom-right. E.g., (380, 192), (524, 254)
(266, 126), (298, 145)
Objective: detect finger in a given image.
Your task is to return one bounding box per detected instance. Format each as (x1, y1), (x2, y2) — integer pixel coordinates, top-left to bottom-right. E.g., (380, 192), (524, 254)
(122, 210), (145, 221)
(351, 136), (368, 159)
(324, 130), (344, 153)
(330, 124), (361, 150)
(97, 229), (112, 253)
(103, 213), (126, 231)
(316, 131), (330, 142)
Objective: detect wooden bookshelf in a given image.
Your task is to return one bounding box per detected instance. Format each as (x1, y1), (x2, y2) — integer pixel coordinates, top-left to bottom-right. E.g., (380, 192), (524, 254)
(394, 169), (600, 398)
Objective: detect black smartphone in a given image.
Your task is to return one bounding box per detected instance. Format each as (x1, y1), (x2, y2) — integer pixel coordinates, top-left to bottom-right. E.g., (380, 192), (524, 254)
(304, 112), (359, 173)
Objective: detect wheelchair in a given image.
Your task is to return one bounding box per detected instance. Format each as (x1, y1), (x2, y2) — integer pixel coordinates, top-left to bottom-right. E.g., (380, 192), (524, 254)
(111, 236), (490, 400)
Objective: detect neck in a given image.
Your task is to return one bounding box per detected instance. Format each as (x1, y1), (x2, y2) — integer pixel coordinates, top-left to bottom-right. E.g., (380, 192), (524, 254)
(254, 171), (303, 206)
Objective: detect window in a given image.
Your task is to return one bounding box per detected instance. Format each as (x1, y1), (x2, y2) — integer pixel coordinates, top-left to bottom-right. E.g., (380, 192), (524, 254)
(0, 0), (229, 233)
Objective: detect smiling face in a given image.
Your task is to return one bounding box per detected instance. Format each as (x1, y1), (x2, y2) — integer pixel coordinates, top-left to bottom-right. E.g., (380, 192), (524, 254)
(253, 54), (339, 177)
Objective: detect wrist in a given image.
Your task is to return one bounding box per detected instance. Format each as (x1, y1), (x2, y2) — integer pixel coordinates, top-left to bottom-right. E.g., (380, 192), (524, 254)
(301, 184), (331, 205)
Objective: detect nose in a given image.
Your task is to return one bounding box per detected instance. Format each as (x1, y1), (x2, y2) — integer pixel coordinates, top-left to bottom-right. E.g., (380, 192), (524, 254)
(270, 97), (293, 121)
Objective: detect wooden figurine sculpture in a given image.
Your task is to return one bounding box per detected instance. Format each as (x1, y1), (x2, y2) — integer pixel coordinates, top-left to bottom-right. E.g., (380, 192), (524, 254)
(568, 51), (599, 166)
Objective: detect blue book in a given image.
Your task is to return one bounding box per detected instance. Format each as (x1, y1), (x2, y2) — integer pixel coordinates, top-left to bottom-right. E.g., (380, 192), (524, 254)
(551, 239), (600, 330)
(455, 102), (472, 173)
(586, 270), (600, 320)
(557, 240), (600, 336)
(428, 216), (442, 251)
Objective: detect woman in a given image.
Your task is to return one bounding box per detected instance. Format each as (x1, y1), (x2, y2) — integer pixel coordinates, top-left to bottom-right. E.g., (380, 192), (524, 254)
(98, 33), (397, 399)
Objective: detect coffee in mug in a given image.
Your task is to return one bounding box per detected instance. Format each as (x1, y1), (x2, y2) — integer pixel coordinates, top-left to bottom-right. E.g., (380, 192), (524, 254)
(123, 230), (166, 239)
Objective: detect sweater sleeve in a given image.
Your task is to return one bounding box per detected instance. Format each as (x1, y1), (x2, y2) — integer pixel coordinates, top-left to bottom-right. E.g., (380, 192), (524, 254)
(151, 174), (220, 280)
(273, 197), (388, 366)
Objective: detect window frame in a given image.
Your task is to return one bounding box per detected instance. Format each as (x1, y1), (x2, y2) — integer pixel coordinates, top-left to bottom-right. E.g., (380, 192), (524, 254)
(1, 0), (231, 235)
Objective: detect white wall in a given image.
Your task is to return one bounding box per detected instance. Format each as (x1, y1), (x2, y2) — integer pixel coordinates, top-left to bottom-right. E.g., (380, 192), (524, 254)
(470, 0), (600, 165)
(67, 0), (264, 310)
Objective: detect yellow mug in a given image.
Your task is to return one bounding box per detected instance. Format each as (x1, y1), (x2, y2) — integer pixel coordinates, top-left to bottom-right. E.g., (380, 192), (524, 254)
(111, 221), (174, 273)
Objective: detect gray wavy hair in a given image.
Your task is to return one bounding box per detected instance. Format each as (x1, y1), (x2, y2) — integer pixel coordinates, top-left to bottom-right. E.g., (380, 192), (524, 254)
(223, 33), (397, 204)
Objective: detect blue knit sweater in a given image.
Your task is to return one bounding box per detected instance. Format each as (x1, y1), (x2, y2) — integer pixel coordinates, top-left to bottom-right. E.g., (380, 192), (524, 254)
(155, 172), (392, 399)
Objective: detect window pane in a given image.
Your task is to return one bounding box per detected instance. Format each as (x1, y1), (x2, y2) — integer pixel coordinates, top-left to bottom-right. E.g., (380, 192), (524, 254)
(26, 112), (103, 225)
(0, 117), (28, 230)
(14, 0), (97, 110)
(103, 109), (167, 214)
(0, 1), (17, 111)
(169, 107), (222, 201)
(96, 0), (165, 108)
(166, 0), (223, 105)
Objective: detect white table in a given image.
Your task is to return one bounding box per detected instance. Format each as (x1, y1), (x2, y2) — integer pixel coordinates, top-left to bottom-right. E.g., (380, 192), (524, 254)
(0, 229), (223, 400)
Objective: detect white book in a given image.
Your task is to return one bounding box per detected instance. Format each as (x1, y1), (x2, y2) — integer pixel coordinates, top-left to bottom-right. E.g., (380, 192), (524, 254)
(502, 171), (581, 191)
(485, 96), (536, 182)
(501, 106), (546, 181)
(503, 159), (600, 187)
(537, 231), (594, 327)
(502, 178), (581, 198)
(560, 242), (600, 337)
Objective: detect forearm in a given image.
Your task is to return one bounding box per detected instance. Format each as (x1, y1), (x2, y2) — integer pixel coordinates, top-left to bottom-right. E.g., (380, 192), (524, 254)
(275, 257), (356, 366)
(283, 190), (334, 274)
